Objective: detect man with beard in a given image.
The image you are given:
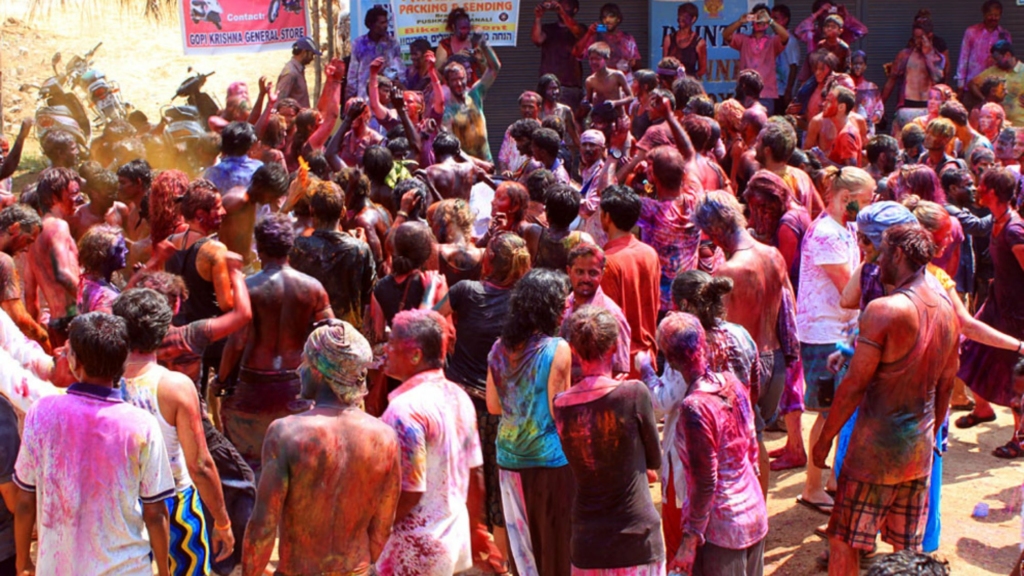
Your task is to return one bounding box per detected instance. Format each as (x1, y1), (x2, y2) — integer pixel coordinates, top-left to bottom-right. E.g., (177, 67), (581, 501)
(25, 168), (81, 346)
(957, 0), (1012, 93)
(559, 243), (631, 379)
(442, 39), (502, 162)
(813, 223), (958, 575)
(811, 86), (862, 168)
(277, 36), (320, 109)
(970, 40), (1024, 126)
(346, 8), (403, 101)
(39, 130), (80, 170)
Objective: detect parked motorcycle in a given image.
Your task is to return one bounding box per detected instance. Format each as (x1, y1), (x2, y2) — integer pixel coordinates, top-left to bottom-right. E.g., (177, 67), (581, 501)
(59, 43), (130, 128)
(160, 69), (220, 173)
(20, 52), (92, 147)
(268, 0), (302, 23)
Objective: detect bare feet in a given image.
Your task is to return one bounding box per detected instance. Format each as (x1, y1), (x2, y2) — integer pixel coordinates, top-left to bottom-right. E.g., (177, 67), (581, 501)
(770, 451), (807, 471)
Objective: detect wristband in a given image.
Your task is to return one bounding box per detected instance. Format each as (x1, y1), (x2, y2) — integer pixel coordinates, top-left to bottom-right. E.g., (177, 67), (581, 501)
(397, 211), (409, 219)
(214, 519), (231, 531)
(1017, 340), (1024, 355)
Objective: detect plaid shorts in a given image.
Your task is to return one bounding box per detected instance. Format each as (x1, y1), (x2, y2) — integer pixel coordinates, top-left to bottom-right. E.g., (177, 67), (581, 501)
(826, 475), (929, 551)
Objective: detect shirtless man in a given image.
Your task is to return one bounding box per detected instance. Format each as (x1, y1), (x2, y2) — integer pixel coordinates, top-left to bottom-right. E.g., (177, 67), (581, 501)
(217, 214), (333, 473)
(337, 168), (392, 277)
(219, 163), (290, 267)
(881, 25), (944, 125)
(812, 223), (958, 576)
(243, 321), (401, 576)
(24, 168), (81, 346)
(693, 189), (793, 497)
(116, 159), (153, 245)
(69, 167), (128, 242)
(424, 132), (493, 201)
(0, 205), (47, 350)
(584, 42), (633, 110)
(114, 289), (236, 573)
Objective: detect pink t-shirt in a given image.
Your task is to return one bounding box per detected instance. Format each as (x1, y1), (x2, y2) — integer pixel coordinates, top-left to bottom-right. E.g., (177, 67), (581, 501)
(729, 34), (787, 99)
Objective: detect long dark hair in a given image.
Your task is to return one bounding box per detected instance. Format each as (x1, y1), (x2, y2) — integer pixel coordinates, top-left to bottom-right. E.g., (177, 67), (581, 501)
(671, 270), (733, 330)
(501, 268), (568, 348)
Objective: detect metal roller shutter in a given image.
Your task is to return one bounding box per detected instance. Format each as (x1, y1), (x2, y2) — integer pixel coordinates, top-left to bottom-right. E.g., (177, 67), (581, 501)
(486, 0), (650, 155)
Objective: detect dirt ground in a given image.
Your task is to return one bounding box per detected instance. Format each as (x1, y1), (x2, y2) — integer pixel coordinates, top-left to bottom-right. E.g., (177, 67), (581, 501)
(3, 5), (1024, 574)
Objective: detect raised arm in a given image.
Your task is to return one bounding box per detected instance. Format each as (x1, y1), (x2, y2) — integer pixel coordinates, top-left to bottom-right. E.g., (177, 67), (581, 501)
(426, 51), (445, 117)
(390, 86), (423, 158)
(307, 61), (344, 152)
(477, 38), (502, 90)
(661, 98), (696, 161)
(532, 3), (549, 46)
(722, 13), (748, 46)
(0, 119), (32, 182)
(367, 57), (390, 122)
(247, 77), (269, 126)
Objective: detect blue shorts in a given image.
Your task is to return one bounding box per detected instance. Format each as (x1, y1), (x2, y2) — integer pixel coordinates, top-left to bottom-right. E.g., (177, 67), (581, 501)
(802, 342), (836, 413)
(167, 484), (212, 576)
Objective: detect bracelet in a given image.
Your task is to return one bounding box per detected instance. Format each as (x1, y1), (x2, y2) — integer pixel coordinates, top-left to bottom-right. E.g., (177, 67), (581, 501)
(1017, 340), (1024, 355)
(397, 211), (409, 219)
(214, 519), (231, 531)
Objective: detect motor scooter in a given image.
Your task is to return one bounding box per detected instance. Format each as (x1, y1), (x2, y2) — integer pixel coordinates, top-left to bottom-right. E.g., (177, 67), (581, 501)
(160, 69), (220, 173)
(20, 52), (92, 148)
(268, 0), (302, 23)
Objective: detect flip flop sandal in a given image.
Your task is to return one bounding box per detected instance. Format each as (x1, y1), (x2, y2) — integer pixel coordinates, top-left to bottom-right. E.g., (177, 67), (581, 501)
(955, 412), (997, 428)
(993, 440), (1024, 459)
(796, 496), (833, 515)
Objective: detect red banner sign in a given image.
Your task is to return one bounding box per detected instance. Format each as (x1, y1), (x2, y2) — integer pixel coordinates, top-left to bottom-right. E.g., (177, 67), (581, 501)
(180, 0), (310, 55)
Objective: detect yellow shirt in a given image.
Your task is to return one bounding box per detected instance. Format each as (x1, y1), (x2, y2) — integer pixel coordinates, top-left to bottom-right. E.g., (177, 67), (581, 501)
(927, 263), (956, 293)
(973, 61), (1024, 126)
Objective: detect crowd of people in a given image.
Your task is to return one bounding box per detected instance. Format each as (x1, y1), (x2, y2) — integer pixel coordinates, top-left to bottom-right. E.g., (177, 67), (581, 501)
(0, 0), (1023, 575)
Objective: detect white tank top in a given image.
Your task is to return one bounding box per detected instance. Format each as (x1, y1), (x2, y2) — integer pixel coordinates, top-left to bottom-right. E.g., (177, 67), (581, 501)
(122, 368), (193, 492)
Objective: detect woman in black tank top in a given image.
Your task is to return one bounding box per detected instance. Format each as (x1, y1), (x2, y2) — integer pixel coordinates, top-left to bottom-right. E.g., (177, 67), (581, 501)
(662, 2), (707, 79)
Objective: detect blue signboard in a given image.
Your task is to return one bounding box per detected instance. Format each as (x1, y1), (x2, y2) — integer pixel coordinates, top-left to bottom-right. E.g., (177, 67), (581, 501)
(649, 0), (773, 99)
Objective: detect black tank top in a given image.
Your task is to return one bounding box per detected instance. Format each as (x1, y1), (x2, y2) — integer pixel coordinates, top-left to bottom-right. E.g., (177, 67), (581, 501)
(167, 237), (221, 325)
(667, 30), (700, 77)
